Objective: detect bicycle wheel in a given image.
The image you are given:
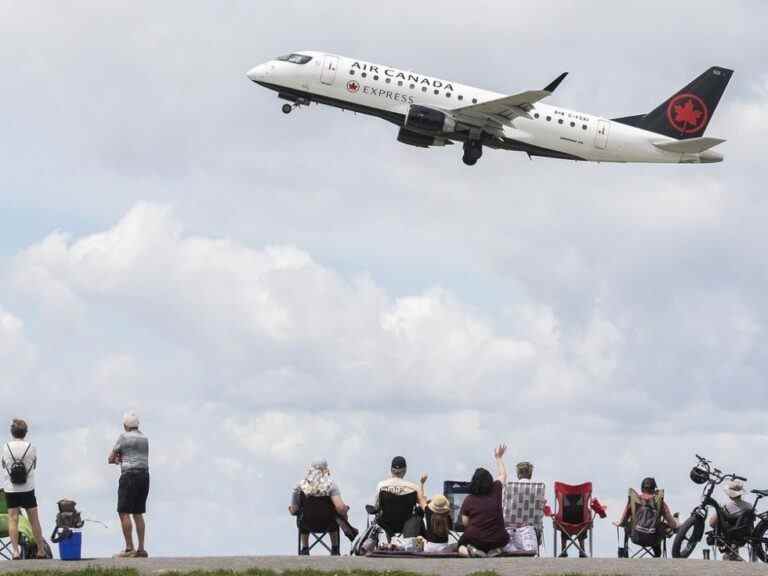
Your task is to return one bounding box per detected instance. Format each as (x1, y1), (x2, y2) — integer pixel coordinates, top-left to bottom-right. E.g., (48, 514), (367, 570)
(672, 516), (704, 558)
(752, 519), (768, 562)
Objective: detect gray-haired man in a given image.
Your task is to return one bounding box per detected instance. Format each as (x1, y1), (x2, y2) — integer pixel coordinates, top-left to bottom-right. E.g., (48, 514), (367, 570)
(108, 412), (149, 558)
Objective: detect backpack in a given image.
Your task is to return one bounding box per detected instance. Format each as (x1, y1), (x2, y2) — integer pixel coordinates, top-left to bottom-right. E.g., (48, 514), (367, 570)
(51, 499), (85, 543)
(631, 492), (662, 547)
(6, 443), (31, 485)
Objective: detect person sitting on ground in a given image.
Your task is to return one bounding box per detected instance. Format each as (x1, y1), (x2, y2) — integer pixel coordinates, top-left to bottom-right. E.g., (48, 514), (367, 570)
(516, 461), (534, 482)
(458, 444), (511, 556)
(709, 479), (752, 560)
(413, 474), (454, 548)
(1, 419), (48, 559)
(289, 459), (358, 555)
(108, 411), (150, 558)
(613, 476), (677, 557)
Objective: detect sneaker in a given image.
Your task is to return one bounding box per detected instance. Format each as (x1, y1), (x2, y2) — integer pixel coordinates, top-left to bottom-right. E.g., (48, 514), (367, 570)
(559, 551), (568, 558)
(331, 546), (341, 556)
(299, 547), (309, 556)
(467, 545), (486, 557)
(134, 550), (149, 558)
(114, 550), (136, 558)
(458, 545), (470, 557)
(579, 550), (588, 558)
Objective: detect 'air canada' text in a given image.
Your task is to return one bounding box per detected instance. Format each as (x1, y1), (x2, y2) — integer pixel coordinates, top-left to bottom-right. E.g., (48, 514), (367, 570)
(352, 62), (455, 91)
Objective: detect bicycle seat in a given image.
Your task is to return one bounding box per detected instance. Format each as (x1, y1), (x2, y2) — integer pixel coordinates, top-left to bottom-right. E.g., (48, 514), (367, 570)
(751, 489), (768, 497)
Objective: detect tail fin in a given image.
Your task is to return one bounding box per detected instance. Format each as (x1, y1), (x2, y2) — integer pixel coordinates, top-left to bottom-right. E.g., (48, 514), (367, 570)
(615, 67), (733, 139)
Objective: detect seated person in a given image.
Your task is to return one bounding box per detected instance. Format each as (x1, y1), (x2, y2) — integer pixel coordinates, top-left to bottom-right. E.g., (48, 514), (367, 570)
(516, 461), (534, 482)
(614, 477), (677, 557)
(371, 456), (420, 538)
(413, 475), (454, 550)
(458, 444), (511, 556)
(289, 459), (357, 555)
(709, 480), (752, 561)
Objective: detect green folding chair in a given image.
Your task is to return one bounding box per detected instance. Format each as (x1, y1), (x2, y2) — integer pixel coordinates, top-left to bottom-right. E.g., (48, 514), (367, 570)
(0, 490), (37, 560)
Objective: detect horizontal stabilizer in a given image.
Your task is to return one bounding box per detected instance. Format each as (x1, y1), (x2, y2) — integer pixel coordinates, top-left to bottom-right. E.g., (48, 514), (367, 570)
(653, 136), (726, 153)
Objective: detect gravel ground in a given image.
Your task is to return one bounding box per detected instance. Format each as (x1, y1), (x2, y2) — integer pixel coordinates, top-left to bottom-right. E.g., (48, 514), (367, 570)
(1, 556), (768, 576)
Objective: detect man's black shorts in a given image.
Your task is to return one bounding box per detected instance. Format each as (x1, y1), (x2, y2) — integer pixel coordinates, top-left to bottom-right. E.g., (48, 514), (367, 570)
(117, 469), (150, 514)
(5, 490), (37, 510)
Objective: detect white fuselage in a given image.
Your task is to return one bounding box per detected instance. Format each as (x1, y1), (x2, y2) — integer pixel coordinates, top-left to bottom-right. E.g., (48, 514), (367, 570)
(247, 51), (723, 164)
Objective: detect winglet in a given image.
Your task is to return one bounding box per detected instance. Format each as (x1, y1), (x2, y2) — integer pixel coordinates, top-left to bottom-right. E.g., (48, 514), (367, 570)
(543, 72), (568, 93)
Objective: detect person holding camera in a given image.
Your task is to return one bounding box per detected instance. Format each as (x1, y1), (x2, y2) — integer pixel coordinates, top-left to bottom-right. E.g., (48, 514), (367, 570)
(108, 412), (150, 558)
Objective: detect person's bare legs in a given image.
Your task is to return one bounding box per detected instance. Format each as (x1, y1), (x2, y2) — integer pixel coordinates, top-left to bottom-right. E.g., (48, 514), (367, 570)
(300, 533), (309, 548)
(8, 508), (20, 558)
(119, 513), (135, 552)
(132, 514), (145, 553)
(25, 508), (47, 557)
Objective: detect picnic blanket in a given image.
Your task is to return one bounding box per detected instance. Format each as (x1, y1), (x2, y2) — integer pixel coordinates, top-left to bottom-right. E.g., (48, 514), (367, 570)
(368, 549), (536, 558)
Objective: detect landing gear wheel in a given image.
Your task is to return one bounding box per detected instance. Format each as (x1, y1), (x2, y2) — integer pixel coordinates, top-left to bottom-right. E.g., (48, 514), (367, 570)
(462, 140), (483, 165)
(281, 103), (293, 114)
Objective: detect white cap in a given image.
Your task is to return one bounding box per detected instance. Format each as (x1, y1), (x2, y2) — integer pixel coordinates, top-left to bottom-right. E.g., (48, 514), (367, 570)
(123, 411), (139, 429)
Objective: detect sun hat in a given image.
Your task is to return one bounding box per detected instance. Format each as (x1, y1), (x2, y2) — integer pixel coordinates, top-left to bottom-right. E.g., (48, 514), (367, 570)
(725, 479), (746, 499)
(123, 411), (139, 429)
(428, 494), (451, 514)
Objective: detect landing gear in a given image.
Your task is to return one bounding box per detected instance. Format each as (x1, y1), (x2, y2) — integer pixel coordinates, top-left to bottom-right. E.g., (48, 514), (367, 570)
(462, 139), (483, 166)
(281, 103), (293, 114)
(280, 97), (310, 115)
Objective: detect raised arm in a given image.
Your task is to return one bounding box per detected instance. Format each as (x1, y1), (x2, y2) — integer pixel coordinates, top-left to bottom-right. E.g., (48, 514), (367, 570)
(494, 444), (508, 484)
(418, 473), (429, 509)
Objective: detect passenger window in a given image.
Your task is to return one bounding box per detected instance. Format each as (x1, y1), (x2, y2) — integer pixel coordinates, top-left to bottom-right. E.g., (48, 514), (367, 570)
(361, 72), (367, 78)
(409, 83), (415, 89)
(472, 98), (478, 104)
(458, 95), (464, 100)
(446, 92), (451, 98)
(398, 80), (403, 86)
(546, 116), (552, 122)
(350, 70), (355, 75)
(422, 86), (427, 92)
(534, 113), (540, 119)
(373, 75), (379, 81)
(582, 124), (588, 130)
(385, 78), (391, 84)
(570, 121), (575, 127)
(434, 89), (439, 95)
(558, 119), (563, 125)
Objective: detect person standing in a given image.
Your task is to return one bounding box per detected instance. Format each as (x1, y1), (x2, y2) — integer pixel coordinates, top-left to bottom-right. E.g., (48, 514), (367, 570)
(108, 412), (150, 558)
(1, 419), (47, 559)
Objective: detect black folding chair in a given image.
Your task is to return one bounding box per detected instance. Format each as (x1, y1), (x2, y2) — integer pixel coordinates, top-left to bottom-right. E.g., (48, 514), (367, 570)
(297, 494), (338, 555)
(366, 490), (418, 539)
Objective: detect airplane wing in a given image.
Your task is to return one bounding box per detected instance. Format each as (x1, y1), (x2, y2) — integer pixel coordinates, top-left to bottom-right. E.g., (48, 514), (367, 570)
(452, 72), (568, 124)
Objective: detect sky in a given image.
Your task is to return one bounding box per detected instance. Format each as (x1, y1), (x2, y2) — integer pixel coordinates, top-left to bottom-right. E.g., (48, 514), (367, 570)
(1, 0), (767, 558)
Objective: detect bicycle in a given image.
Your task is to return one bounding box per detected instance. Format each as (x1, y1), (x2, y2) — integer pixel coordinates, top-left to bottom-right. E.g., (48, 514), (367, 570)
(672, 454), (768, 561)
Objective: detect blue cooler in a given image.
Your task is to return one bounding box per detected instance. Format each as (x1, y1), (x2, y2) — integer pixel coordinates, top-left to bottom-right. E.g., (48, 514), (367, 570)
(58, 531), (82, 561)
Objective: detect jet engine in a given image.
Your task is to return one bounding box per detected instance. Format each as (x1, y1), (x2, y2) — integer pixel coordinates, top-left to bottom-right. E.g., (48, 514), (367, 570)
(405, 105), (456, 134)
(397, 128), (449, 148)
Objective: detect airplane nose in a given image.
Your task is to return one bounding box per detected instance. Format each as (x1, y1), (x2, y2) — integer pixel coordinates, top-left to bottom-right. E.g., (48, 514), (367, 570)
(246, 64), (267, 82)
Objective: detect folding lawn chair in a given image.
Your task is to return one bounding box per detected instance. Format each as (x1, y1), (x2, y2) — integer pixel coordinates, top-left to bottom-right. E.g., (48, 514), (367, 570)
(0, 490), (34, 560)
(366, 490), (419, 539)
(443, 480), (471, 534)
(296, 494), (338, 555)
(504, 481), (546, 555)
(547, 481), (606, 558)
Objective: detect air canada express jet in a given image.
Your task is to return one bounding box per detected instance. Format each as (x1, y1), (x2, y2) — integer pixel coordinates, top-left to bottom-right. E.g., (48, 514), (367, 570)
(246, 51), (733, 166)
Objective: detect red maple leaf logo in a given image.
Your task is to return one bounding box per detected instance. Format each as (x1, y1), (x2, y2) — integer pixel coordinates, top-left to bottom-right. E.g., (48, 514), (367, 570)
(346, 80), (359, 93)
(673, 99), (703, 127)
(666, 93), (708, 134)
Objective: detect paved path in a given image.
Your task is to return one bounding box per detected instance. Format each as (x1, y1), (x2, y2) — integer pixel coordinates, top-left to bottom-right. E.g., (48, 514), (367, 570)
(1, 556), (767, 576)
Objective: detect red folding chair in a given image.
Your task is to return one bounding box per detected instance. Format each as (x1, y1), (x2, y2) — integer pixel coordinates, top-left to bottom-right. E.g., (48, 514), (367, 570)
(545, 481), (606, 558)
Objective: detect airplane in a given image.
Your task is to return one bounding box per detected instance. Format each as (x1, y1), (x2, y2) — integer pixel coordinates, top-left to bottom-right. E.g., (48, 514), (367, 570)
(246, 51), (733, 166)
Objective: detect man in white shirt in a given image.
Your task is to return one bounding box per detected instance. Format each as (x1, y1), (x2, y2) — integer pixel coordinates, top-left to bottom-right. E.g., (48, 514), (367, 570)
(1, 419), (47, 559)
(372, 456), (420, 508)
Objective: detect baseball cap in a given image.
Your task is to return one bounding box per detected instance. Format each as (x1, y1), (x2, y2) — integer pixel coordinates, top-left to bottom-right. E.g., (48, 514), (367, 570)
(391, 456), (407, 470)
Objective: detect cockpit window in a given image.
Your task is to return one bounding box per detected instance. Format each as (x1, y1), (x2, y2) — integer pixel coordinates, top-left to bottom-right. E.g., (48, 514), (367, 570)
(276, 53), (313, 65)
